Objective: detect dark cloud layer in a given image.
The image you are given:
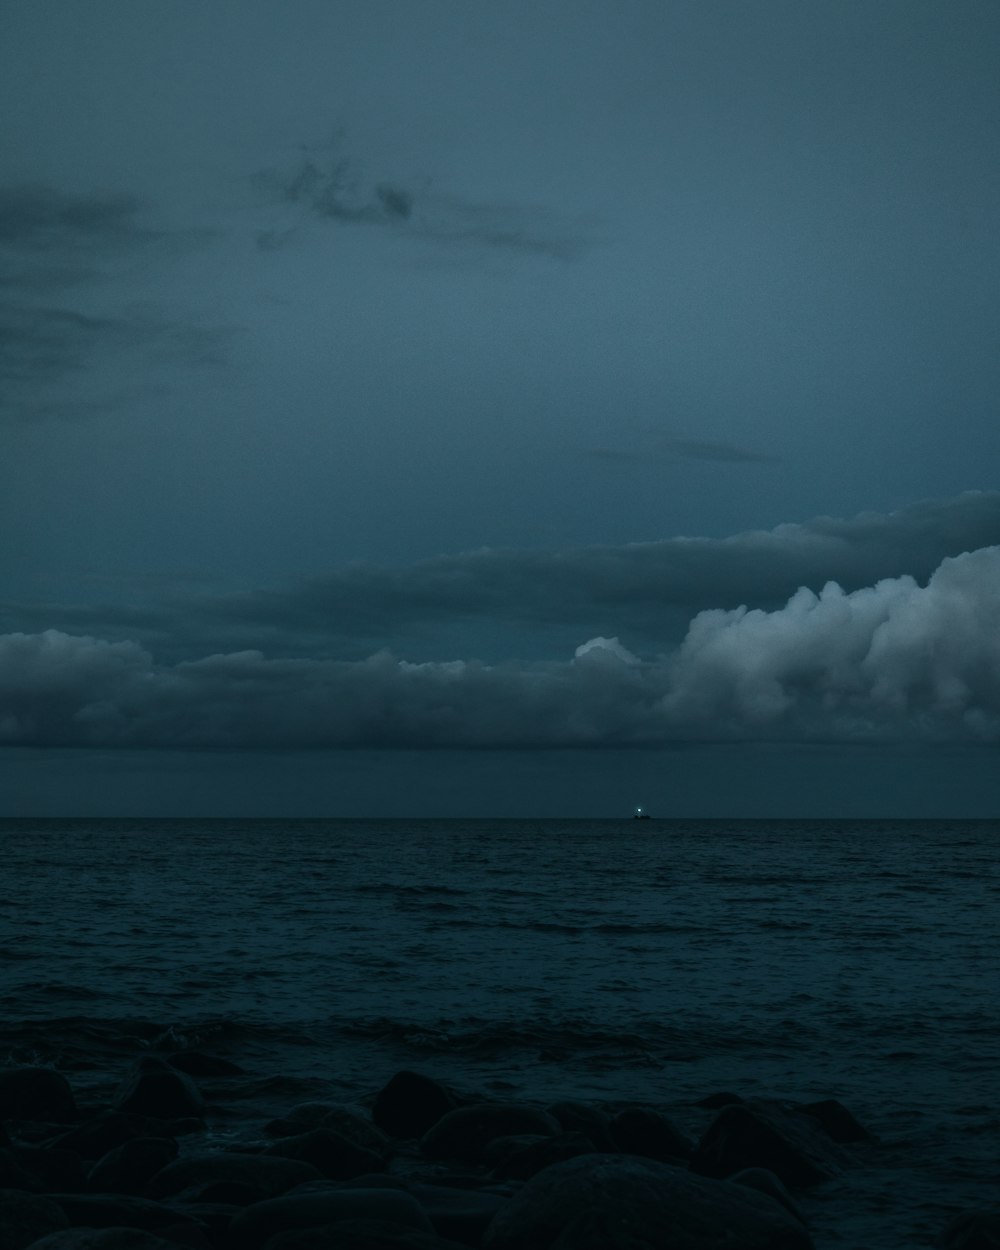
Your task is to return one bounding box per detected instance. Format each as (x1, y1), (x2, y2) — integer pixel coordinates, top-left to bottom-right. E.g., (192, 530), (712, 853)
(2, 545), (999, 749)
(0, 184), (228, 421)
(255, 147), (596, 260)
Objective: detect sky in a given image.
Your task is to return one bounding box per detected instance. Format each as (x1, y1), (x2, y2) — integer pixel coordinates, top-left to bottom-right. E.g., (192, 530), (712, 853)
(1, 0), (999, 816)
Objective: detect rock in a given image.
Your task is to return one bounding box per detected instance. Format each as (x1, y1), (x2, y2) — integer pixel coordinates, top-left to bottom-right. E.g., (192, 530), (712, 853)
(88, 1139), (179, 1195)
(0, 1068), (78, 1122)
(492, 1133), (596, 1181)
(0, 1147), (43, 1191)
(694, 1092), (744, 1109)
(421, 1105), (561, 1164)
(407, 1181), (511, 1245)
(115, 1060), (204, 1121)
(16, 1145), (87, 1193)
(482, 1153), (813, 1250)
(0, 1187), (69, 1249)
(318, 1106), (393, 1160)
(46, 1193), (202, 1234)
(165, 1051), (245, 1078)
(607, 1107), (693, 1162)
(25, 1232), (178, 1249)
(265, 1128), (385, 1181)
(228, 1187), (435, 1250)
(146, 1153), (321, 1203)
(729, 1168), (805, 1223)
(794, 1098), (873, 1143)
(51, 1114), (175, 1161)
(545, 1103), (614, 1150)
(262, 1219), (470, 1249)
(690, 1100), (853, 1188)
(373, 1072), (459, 1140)
(936, 1210), (1000, 1249)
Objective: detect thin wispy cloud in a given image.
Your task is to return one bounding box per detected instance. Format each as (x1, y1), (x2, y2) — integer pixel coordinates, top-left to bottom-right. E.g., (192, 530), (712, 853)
(587, 434), (780, 465)
(254, 143), (598, 261)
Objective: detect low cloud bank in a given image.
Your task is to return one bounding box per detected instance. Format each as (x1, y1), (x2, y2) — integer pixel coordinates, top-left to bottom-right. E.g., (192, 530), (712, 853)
(3, 547), (999, 748)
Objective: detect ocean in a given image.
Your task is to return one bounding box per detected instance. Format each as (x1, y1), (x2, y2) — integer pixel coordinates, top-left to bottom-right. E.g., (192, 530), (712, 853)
(1, 817), (997, 1247)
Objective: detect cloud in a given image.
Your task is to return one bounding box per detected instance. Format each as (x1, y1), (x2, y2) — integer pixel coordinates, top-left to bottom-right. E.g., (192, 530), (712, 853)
(3, 545), (1000, 749)
(587, 435), (780, 465)
(254, 148), (597, 261)
(0, 185), (231, 421)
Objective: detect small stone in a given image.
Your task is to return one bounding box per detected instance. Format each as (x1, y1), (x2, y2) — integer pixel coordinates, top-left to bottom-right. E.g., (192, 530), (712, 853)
(373, 1072), (458, 1140)
(115, 1059), (204, 1120)
(607, 1106), (693, 1162)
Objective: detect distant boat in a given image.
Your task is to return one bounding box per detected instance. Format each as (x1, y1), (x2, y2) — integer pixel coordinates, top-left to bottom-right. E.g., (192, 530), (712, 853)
(633, 806), (651, 820)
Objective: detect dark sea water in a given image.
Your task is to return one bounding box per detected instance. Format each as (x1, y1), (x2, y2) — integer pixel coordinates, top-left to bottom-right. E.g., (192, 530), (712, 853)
(1, 817), (997, 1247)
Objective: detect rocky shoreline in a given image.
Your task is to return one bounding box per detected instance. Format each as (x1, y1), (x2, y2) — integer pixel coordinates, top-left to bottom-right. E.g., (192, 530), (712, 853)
(0, 1053), (994, 1249)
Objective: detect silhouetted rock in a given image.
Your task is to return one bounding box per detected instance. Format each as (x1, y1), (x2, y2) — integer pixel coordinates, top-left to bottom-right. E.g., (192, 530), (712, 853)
(482, 1153), (813, 1250)
(407, 1180), (511, 1244)
(421, 1104), (560, 1163)
(0, 1187), (69, 1249)
(16, 1144), (87, 1193)
(373, 1072), (459, 1140)
(265, 1128), (385, 1180)
(936, 1209), (1000, 1249)
(794, 1098), (873, 1143)
(694, 1092), (745, 1109)
(729, 1168), (805, 1223)
(88, 1138), (178, 1195)
(0, 1068), (78, 1122)
(262, 1219), (469, 1249)
(46, 1193), (202, 1234)
(690, 1099), (853, 1188)
(0, 1146), (43, 1190)
(115, 1060), (204, 1121)
(491, 1132), (596, 1181)
(25, 1232), (178, 1249)
(228, 1187), (435, 1250)
(165, 1051), (244, 1078)
(545, 1102), (614, 1150)
(607, 1106), (693, 1162)
(147, 1152), (321, 1203)
(318, 1106), (392, 1159)
(51, 1114), (175, 1162)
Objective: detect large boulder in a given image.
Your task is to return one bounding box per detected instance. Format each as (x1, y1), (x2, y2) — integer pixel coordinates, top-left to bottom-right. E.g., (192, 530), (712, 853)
(373, 1072), (459, 1140)
(0, 1068), (77, 1123)
(24, 1232), (178, 1249)
(793, 1099), (873, 1144)
(228, 1187), (435, 1250)
(422, 1105), (561, 1164)
(262, 1220), (470, 1249)
(88, 1138), (178, 1195)
(545, 1103), (614, 1150)
(51, 1114), (174, 1161)
(690, 1100), (853, 1188)
(45, 1193), (202, 1234)
(482, 1153), (813, 1250)
(114, 1060), (204, 1121)
(607, 1107), (693, 1162)
(0, 1187), (69, 1249)
(146, 1152), (321, 1203)
(15, 1144), (87, 1193)
(936, 1209), (1000, 1249)
(265, 1128), (386, 1180)
(407, 1181), (512, 1245)
(491, 1133), (596, 1181)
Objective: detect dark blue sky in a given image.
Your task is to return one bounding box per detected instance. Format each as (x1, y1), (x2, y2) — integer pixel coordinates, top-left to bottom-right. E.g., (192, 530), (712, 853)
(2, 1), (999, 815)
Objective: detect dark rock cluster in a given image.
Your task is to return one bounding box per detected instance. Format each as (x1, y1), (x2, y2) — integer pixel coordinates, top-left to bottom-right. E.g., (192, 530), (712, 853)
(0, 1057), (987, 1248)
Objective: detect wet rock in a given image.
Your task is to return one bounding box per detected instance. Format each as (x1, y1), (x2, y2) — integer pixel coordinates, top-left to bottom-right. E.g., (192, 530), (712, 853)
(607, 1106), (693, 1162)
(0, 1068), (78, 1123)
(694, 1092), (744, 1110)
(46, 1193), (202, 1234)
(545, 1102), (614, 1150)
(165, 1052), (244, 1078)
(265, 1128), (385, 1181)
(794, 1098), (873, 1143)
(88, 1138), (179, 1196)
(482, 1153), (813, 1250)
(491, 1132), (596, 1181)
(407, 1181), (511, 1245)
(0, 1187), (69, 1249)
(147, 1153), (321, 1203)
(690, 1099), (853, 1188)
(262, 1219), (470, 1249)
(318, 1106), (392, 1160)
(0, 1147), (43, 1191)
(421, 1104), (560, 1164)
(52, 1114), (175, 1161)
(228, 1187), (435, 1250)
(25, 1232), (178, 1249)
(728, 1168), (805, 1224)
(373, 1072), (459, 1140)
(115, 1060), (204, 1121)
(16, 1145), (87, 1193)
(936, 1209), (1000, 1249)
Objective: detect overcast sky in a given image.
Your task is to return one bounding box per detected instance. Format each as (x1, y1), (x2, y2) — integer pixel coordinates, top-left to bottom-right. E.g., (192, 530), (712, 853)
(2, 0), (999, 816)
